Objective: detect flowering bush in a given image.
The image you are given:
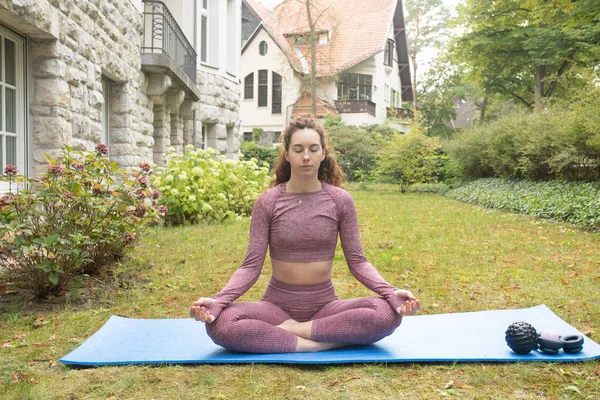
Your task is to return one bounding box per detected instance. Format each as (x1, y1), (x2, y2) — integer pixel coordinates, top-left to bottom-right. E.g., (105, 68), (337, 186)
(0, 145), (164, 298)
(153, 145), (270, 225)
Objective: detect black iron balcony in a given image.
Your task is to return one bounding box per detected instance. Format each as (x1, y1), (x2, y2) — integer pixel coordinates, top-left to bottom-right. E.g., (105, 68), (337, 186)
(386, 107), (413, 119)
(334, 100), (376, 117)
(142, 0), (197, 84)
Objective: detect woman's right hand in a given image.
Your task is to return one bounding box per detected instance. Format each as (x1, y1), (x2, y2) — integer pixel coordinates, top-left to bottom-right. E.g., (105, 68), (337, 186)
(190, 297), (216, 323)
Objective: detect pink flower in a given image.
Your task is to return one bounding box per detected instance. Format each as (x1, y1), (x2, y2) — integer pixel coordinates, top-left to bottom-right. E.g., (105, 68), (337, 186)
(152, 189), (160, 199)
(62, 192), (75, 200)
(158, 205), (168, 216)
(138, 162), (151, 172)
(123, 233), (136, 244)
(133, 204), (147, 218)
(0, 195), (13, 205)
(47, 164), (65, 175)
(137, 175), (150, 189)
(95, 144), (109, 155)
(71, 162), (85, 172)
(4, 165), (18, 176)
(134, 189), (146, 199)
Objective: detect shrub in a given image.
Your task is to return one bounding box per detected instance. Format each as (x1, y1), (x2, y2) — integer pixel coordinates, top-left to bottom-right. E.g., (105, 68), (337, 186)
(447, 83), (600, 181)
(0, 146), (164, 298)
(409, 182), (450, 195)
(445, 178), (600, 230)
(328, 124), (382, 181)
(376, 132), (453, 192)
(153, 145), (270, 225)
(239, 141), (280, 170)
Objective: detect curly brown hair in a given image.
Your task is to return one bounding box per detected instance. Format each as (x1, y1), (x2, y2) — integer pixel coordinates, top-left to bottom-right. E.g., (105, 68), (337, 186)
(270, 116), (347, 188)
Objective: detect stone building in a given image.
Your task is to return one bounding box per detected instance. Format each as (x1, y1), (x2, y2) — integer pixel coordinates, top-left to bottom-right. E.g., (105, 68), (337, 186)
(0, 0), (241, 193)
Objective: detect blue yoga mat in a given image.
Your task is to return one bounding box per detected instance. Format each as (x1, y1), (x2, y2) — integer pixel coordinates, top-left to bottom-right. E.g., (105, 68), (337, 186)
(59, 305), (600, 366)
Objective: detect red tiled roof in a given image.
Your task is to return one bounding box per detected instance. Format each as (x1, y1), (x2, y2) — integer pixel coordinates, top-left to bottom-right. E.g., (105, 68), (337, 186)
(291, 94), (338, 118)
(272, 0), (398, 76)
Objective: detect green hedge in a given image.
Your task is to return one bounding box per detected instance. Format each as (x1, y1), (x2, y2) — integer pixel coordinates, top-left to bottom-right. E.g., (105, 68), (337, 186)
(445, 178), (600, 230)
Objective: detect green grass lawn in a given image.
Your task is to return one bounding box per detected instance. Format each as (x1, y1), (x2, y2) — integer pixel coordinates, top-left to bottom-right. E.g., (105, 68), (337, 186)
(1, 189), (599, 399)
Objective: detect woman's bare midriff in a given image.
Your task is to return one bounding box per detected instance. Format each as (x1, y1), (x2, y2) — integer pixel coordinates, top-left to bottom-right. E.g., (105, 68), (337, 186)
(271, 258), (333, 285)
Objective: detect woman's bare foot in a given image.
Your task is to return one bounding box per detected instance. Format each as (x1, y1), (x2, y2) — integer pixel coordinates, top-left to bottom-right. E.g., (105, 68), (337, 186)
(277, 319), (312, 339)
(295, 337), (348, 352)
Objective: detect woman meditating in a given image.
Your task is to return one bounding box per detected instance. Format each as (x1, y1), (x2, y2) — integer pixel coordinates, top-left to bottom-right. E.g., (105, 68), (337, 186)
(190, 116), (420, 353)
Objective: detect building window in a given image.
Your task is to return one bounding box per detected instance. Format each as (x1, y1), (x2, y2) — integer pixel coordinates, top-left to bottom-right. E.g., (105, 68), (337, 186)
(200, 1), (209, 64)
(0, 27), (25, 193)
(384, 39), (394, 66)
(243, 131), (252, 142)
(273, 131), (281, 144)
(101, 77), (113, 155)
(258, 69), (268, 107)
(259, 41), (268, 56)
(337, 73), (372, 101)
(272, 72), (282, 114)
(244, 73), (254, 99)
(201, 124), (208, 149)
(391, 88), (397, 107)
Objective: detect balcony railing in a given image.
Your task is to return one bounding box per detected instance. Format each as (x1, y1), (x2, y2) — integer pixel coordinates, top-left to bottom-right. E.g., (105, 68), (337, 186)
(142, 0), (197, 84)
(334, 100), (376, 117)
(386, 107), (413, 119)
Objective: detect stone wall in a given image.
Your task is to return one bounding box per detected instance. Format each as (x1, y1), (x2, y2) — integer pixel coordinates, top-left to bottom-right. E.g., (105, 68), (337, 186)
(1, 0), (241, 170)
(17, 0), (154, 168)
(196, 70), (241, 160)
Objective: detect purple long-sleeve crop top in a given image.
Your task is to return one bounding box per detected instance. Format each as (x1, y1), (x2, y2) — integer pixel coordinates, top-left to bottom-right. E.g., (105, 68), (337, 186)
(205, 181), (404, 319)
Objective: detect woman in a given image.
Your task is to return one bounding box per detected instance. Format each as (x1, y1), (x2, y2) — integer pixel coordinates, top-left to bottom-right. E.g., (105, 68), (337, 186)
(190, 116), (420, 353)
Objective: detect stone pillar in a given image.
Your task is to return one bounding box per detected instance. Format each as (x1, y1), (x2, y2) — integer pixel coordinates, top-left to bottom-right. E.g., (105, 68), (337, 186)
(152, 104), (171, 166)
(180, 98), (195, 148)
(30, 40), (72, 167)
(166, 89), (185, 154)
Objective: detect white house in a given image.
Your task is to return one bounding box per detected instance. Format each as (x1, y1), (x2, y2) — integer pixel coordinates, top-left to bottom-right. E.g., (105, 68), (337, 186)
(0, 0), (241, 193)
(240, 0), (413, 142)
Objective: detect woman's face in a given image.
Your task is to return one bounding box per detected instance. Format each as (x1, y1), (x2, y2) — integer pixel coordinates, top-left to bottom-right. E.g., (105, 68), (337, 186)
(285, 128), (326, 179)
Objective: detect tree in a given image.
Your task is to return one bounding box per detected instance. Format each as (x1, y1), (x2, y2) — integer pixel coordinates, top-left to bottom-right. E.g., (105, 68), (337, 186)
(452, 0), (600, 109)
(274, 0), (335, 117)
(403, 0), (450, 117)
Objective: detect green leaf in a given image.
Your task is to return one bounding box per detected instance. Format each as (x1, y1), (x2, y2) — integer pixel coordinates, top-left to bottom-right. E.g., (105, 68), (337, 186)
(48, 273), (59, 285)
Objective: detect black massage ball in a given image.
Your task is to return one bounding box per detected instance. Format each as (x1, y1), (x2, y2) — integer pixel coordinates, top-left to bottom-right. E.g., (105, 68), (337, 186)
(505, 321), (538, 354)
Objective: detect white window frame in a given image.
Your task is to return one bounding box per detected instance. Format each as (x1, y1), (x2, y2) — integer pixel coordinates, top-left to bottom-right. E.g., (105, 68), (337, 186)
(201, 124), (208, 149)
(200, 0), (209, 65)
(0, 26), (25, 194)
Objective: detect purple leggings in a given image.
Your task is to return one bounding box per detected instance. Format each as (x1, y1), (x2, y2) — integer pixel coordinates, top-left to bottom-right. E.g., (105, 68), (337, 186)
(206, 278), (402, 353)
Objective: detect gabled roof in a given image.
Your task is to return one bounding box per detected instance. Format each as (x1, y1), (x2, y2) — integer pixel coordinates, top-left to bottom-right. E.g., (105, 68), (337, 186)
(272, 0), (398, 77)
(291, 94), (338, 118)
(243, 0), (413, 101)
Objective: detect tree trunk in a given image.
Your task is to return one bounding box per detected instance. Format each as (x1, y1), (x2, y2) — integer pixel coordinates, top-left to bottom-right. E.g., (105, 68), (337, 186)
(534, 65), (545, 109)
(411, 53), (418, 119)
(306, 0), (317, 117)
(479, 96), (487, 125)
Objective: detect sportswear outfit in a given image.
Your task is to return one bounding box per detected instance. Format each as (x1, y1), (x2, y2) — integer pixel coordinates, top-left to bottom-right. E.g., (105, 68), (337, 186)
(204, 182), (404, 353)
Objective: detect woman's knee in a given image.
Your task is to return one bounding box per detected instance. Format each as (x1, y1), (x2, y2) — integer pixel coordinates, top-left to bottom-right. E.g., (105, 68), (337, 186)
(371, 297), (402, 330)
(205, 306), (242, 346)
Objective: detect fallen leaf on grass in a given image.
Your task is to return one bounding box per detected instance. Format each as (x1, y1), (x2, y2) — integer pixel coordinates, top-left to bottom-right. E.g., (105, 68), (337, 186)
(328, 378), (340, 387)
(453, 381), (473, 389)
(3, 342), (12, 348)
(344, 375), (360, 383)
(14, 332), (27, 340)
(32, 343), (50, 347)
(295, 385), (306, 391)
(49, 360), (57, 368)
(49, 335), (56, 341)
(561, 278), (570, 285)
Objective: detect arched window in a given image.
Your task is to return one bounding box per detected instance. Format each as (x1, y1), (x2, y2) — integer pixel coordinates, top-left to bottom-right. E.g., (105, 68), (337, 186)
(272, 72), (282, 114)
(244, 73), (254, 99)
(259, 41), (268, 56)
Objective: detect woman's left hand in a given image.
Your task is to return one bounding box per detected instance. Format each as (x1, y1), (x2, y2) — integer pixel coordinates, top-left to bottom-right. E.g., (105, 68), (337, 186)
(393, 289), (420, 316)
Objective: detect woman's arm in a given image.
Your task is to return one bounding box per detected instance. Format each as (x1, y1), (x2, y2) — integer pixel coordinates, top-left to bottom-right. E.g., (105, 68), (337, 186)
(200, 196), (270, 320)
(337, 191), (408, 311)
